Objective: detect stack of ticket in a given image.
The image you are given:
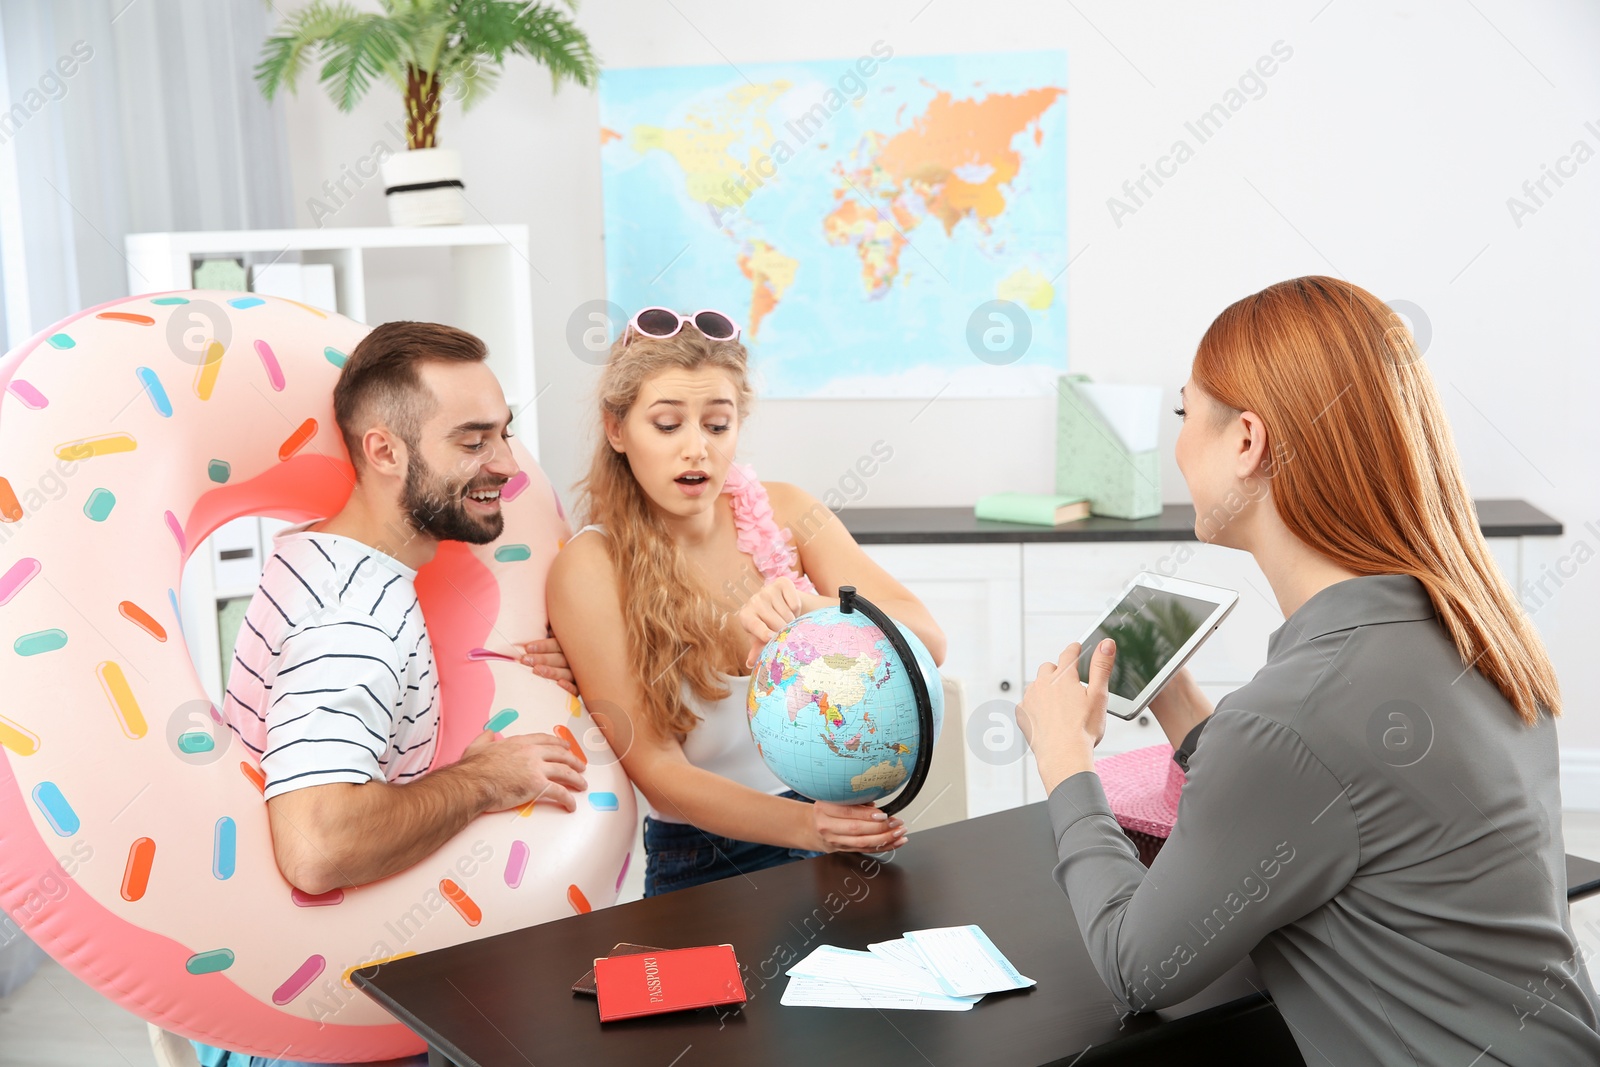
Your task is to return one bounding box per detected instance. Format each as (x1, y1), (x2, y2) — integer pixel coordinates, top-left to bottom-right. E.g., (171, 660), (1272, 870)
(781, 925), (1035, 1011)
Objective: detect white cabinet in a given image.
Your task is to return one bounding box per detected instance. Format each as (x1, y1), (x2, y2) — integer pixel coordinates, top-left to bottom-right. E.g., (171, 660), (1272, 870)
(864, 531), (1527, 818)
(1485, 537), (1521, 597)
(858, 544), (1025, 818)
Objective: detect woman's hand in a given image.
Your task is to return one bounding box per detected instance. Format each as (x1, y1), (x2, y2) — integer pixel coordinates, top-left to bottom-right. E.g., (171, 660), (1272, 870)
(1017, 638), (1116, 796)
(808, 800), (907, 853)
(517, 626), (579, 696)
(739, 577), (812, 668)
(1147, 667), (1214, 751)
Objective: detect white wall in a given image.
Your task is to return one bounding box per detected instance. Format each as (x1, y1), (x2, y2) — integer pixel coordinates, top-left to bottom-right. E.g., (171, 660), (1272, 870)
(278, 1), (1600, 749)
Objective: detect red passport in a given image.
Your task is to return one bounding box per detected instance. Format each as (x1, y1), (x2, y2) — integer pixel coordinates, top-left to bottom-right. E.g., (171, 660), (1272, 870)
(593, 944), (747, 1022)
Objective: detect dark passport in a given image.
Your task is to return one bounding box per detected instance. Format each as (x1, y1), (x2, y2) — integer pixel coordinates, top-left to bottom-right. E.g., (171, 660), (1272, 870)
(572, 943), (663, 996)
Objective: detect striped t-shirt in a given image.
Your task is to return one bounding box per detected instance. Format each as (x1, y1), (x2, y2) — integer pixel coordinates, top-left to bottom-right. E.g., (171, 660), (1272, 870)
(223, 521), (439, 801)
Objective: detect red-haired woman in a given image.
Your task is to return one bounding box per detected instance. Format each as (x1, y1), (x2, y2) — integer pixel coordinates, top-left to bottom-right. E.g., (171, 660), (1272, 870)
(1019, 277), (1600, 1064)
(541, 308), (946, 897)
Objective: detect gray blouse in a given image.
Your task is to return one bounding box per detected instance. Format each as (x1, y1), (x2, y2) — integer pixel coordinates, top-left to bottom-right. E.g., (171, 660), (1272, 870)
(1047, 573), (1600, 1065)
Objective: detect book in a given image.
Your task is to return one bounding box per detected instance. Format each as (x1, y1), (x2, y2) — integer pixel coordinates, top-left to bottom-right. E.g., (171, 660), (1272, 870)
(192, 257), (246, 291)
(594, 944), (747, 1022)
(249, 263), (305, 301)
(249, 263), (339, 314)
(300, 264), (337, 313)
(572, 943), (662, 996)
(975, 492), (1091, 527)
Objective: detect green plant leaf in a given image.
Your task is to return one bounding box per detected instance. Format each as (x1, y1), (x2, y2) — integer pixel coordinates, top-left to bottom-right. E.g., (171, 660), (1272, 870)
(442, 55), (502, 111)
(256, 0), (599, 128)
(254, 0), (365, 101)
(513, 2), (601, 91)
(452, 0), (529, 63)
(319, 14), (408, 112)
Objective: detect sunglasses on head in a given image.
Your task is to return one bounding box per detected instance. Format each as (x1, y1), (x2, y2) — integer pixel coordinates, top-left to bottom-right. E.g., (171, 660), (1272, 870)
(621, 307), (742, 347)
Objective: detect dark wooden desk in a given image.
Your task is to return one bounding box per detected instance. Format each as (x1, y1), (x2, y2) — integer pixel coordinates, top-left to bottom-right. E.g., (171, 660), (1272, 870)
(355, 802), (1303, 1067)
(355, 804), (1600, 1067)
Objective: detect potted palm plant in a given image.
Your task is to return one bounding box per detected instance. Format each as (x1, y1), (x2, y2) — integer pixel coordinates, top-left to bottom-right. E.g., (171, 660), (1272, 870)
(256, 0), (599, 226)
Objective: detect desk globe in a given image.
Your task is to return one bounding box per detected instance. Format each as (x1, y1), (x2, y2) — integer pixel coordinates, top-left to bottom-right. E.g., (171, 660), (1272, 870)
(746, 587), (943, 812)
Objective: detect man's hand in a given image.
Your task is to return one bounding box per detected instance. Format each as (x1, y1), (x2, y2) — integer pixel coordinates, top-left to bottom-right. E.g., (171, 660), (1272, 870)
(1017, 638), (1116, 795)
(458, 728), (588, 813)
(519, 626), (579, 695)
(807, 801), (906, 853)
(266, 731), (590, 896)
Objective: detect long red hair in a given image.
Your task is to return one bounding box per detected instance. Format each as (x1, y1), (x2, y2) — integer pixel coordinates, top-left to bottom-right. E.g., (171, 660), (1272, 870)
(1193, 276), (1558, 725)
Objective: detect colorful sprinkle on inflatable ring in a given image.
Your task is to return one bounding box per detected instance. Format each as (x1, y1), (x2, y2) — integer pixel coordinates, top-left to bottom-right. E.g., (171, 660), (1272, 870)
(0, 292), (635, 1061)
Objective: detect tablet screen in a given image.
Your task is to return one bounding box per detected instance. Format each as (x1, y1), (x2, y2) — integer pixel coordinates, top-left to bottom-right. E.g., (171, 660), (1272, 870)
(1076, 586), (1217, 700)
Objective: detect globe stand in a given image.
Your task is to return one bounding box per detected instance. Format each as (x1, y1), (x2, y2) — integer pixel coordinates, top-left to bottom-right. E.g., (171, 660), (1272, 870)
(837, 586), (935, 817)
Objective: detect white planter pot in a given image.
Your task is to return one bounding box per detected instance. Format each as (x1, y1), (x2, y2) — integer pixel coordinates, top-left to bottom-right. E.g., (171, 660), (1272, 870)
(380, 147), (465, 227)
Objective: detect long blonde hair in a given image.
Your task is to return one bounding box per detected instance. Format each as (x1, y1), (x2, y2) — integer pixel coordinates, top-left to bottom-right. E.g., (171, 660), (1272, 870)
(1193, 276), (1558, 725)
(576, 325), (755, 737)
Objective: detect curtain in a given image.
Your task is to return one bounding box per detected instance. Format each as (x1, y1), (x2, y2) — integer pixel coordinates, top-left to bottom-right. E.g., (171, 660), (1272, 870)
(0, 0), (293, 349)
(0, 0), (295, 996)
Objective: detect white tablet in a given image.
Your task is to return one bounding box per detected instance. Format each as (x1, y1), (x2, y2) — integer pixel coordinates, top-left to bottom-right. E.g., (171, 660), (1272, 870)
(1073, 573), (1238, 720)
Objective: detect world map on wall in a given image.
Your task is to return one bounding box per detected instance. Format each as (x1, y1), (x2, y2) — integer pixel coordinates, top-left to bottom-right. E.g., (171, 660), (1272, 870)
(599, 50), (1068, 397)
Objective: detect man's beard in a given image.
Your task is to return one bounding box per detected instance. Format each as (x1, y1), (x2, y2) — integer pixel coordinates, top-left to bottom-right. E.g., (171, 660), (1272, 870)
(401, 450), (505, 545)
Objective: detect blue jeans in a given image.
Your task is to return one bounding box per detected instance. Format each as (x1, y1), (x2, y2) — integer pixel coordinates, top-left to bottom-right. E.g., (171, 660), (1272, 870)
(190, 1042), (427, 1067)
(643, 790), (824, 897)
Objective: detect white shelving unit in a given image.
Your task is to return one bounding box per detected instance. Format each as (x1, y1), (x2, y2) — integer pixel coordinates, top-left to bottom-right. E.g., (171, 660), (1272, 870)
(123, 225), (537, 442)
(122, 225), (538, 703)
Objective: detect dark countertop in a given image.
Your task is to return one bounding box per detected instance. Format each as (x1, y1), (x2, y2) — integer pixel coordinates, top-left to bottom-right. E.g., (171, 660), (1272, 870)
(837, 498), (1562, 545)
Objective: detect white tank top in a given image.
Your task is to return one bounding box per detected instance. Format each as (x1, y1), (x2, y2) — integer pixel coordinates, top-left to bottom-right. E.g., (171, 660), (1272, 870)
(570, 524), (791, 822)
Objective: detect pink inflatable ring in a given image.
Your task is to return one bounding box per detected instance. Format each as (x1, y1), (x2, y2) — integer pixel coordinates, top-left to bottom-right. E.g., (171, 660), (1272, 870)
(0, 292), (635, 1060)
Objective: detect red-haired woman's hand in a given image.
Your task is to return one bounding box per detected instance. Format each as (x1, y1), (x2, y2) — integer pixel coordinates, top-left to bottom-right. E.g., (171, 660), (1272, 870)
(1147, 667), (1214, 750)
(1017, 638), (1115, 796)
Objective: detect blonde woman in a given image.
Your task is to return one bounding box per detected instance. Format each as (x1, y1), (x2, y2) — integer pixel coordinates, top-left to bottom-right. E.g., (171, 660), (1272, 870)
(1018, 277), (1600, 1063)
(541, 308), (946, 897)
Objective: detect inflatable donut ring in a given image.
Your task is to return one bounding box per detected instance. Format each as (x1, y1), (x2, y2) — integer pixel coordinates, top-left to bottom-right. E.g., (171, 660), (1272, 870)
(0, 292), (636, 1061)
